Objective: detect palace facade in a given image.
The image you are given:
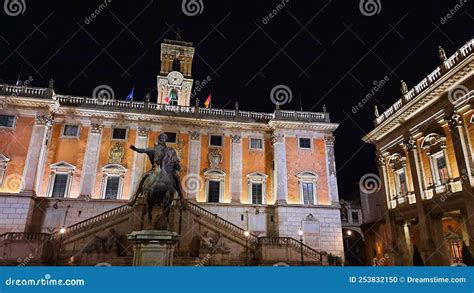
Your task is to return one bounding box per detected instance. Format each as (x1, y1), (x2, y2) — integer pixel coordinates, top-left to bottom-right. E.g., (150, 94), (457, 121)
(363, 39), (474, 265)
(0, 39), (343, 265)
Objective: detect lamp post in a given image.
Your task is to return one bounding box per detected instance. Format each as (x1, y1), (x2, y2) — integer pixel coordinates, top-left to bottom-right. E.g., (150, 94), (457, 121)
(244, 231), (250, 266)
(55, 227), (66, 266)
(344, 230), (352, 266)
(298, 228), (304, 266)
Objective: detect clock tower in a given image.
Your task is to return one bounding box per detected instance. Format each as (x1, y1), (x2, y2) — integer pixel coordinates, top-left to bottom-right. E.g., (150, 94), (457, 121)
(157, 39), (195, 106)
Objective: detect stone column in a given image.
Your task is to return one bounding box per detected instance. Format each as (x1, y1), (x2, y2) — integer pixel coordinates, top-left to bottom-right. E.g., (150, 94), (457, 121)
(430, 213), (452, 265)
(186, 130), (201, 201)
(376, 154), (398, 265)
(405, 136), (438, 265)
(79, 123), (103, 197)
(21, 115), (52, 194)
(324, 136), (339, 204)
(229, 134), (242, 203)
(394, 222), (410, 265)
(448, 112), (474, 253)
(127, 230), (181, 266)
(129, 127), (149, 198)
(272, 132), (288, 205)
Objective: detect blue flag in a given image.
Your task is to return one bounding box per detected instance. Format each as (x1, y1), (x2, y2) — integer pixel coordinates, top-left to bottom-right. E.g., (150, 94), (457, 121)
(125, 87), (134, 101)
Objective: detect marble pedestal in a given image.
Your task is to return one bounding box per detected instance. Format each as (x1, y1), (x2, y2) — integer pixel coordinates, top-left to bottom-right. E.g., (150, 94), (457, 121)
(127, 230), (181, 266)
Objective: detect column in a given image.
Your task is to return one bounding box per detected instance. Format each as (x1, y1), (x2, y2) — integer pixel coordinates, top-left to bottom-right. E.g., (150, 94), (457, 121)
(272, 132), (288, 205)
(430, 214), (452, 265)
(324, 136), (339, 204)
(394, 222), (410, 265)
(376, 154), (397, 265)
(448, 112), (474, 253)
(186, 130), (201, 201)
(405, 136), (438, 265)
(79, 123), (103, 197)
(21, 115), (51, 194)
(229, 134), (242, 203)
(129, 127), (149, 198)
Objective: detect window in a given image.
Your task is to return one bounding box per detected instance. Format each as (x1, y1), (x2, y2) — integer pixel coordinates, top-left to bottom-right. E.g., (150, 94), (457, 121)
(47, 161), (75, 198)
(352, 211), (359, 223)
(104, 176), (120, 199)
(0, 154), (9, 187)
(251, 183), (263, 204)
(298, 137), (311, 149)
(204, 169), (225, 203)
(297, 171), (318, 205)
(0, 115), (15, 128)
(395, 169), (408, 196)
(62, 125), (79, 137)
(302, 183), (314, 205)
(208, 181), (220, 203)
(51, 174), (68, 197)
(112, 128), (127, 140)
(250, 138), (263, 150)
(209, 135), (223, 147)
(247, 172), (268, 204)
(101, 164), (126, 200)
(435, 155), (449, 184)
(165, 132), (177, 143)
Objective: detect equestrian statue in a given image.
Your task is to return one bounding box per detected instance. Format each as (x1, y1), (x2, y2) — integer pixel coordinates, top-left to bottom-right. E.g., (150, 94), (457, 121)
(129, 133), (184, 229)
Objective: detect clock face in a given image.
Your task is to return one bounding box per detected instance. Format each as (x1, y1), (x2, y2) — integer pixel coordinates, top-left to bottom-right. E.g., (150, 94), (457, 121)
(167, 71), (184, 85)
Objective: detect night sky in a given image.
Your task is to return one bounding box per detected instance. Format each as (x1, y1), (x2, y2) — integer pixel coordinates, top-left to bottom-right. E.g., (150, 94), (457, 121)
(0, 0), (472, 199)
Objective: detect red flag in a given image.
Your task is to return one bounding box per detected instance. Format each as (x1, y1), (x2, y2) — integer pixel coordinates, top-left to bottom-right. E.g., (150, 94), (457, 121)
(204, 93), (211, 108)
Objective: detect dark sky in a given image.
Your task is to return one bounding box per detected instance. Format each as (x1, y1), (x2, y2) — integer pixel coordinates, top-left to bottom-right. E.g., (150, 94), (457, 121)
(0, 0), (472, 199)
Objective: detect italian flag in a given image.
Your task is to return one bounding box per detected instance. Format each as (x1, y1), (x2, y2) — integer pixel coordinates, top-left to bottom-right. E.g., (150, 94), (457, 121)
(204, 93), (211, 108)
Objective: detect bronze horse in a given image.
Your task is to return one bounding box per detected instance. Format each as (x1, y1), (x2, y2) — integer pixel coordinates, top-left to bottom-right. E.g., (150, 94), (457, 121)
(142, 148), (181, 230)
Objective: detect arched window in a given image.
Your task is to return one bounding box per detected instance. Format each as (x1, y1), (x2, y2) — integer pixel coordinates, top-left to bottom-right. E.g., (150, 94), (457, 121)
(204, 169), (225, 203)
(169, 89), (179, 105)
(101, 164), (127, 200)
(421, 133), (451, 186)
(246, 172), (268, 204)
(47, 161), (76, 198)
(297, 171), (318, 205)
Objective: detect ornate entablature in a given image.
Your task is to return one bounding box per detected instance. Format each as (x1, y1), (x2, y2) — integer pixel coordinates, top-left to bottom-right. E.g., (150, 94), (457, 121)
(363, 38), (474, 144)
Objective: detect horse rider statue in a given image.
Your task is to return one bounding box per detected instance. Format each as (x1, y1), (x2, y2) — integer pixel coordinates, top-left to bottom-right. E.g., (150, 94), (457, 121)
(128, 133), (183, 206)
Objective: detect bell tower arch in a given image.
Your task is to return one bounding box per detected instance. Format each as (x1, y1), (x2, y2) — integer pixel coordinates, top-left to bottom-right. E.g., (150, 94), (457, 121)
(157, 39), (195, 106)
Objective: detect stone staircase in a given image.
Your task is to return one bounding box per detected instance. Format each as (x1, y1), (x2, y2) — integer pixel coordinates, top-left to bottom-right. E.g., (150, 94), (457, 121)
(0, 199), (326, 266)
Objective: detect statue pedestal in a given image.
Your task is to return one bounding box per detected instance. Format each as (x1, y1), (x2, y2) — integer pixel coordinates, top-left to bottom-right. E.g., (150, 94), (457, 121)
(127, 230), (181, 266)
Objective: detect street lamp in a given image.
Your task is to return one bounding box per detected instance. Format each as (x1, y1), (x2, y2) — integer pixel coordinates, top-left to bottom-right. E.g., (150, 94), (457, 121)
(298, 228), (304, 266)
(244, 231), (250, 266)
(56, 227), (66, 266)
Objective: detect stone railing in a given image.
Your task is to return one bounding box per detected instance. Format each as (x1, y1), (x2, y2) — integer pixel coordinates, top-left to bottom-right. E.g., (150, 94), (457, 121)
(0, 232), (51, 242)
(51, 204), (133, 240)
(258, 236), (323, 262)
(375, 38), (474, 126)
(0, 84), (48, 97)
(185, 200), (259, 246)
